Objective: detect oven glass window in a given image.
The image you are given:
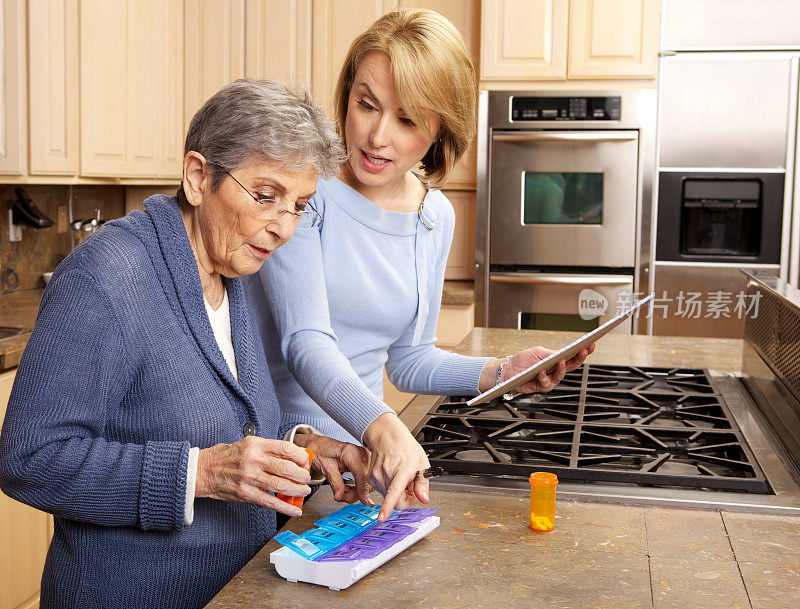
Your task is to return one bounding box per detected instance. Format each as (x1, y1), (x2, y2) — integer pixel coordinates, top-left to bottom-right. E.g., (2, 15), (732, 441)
(519, 313), (599, 332)
(522, 172), (603, 224)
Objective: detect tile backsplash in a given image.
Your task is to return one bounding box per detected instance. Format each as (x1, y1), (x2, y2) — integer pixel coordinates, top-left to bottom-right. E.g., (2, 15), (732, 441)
(0, 185), (125, 294)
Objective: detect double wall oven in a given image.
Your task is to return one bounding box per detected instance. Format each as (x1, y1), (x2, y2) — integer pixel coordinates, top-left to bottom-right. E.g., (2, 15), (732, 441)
(476, 90), (656, 333)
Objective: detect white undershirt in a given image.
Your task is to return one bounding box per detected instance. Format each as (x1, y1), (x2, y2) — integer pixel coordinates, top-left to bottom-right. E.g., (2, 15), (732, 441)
(204, 288), (238, 382)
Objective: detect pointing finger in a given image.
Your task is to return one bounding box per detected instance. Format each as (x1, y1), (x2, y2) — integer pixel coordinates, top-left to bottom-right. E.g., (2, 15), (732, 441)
(378, 470), (416, 522)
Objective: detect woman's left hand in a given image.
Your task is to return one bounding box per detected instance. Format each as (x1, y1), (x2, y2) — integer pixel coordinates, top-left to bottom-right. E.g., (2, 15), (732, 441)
(292, 432), (374, 505)
(478, 343), (595, 394)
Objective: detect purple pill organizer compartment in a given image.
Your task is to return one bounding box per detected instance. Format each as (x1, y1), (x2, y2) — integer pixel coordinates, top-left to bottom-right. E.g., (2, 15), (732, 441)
(270, 504), (440, 590)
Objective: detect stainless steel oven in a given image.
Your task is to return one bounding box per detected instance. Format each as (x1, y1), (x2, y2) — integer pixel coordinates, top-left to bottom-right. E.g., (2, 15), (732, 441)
(489, 272), (634, 332)
(490, 130), (638, 268)
(476, 90), (657, 332)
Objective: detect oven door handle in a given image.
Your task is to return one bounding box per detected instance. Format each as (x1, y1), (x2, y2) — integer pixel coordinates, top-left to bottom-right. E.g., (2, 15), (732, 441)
(490, 273), (633, 286)
(492, 132), (638, 143)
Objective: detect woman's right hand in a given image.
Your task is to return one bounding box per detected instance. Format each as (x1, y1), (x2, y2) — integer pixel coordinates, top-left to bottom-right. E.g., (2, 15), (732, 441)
(363, 412), (431, 522)
(195, 437), (312, 516)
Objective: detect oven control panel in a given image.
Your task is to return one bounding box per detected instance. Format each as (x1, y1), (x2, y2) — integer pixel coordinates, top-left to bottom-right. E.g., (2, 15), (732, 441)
(511, 96), (621, 121)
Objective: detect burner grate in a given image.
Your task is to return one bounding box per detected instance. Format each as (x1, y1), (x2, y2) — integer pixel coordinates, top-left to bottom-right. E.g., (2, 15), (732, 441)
(557, 364), (717, 393)
(413, 365), (769, 493)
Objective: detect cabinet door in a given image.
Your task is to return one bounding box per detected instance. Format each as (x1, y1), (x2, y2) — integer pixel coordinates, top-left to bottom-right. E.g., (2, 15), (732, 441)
(79, 0), (128, 176)
(480, 0), (568, 81)
(245, 0), (311, 83)
(158, 0), (184, 179)
(127, 0), (160, 177)
(0, 369), (54, 609)
(184, 0), (245, 131)
(436, 303), (474, 349)
(0, 0), (26, 175)
(311, 0), (397, 113)
(443, 189), (475, 280)
(568, 0), (659, 79)
(400, 0), (480, 188)
(129, 0), (184, 178)
(80, 0), (183, 178)
(28, 0), (78, 176)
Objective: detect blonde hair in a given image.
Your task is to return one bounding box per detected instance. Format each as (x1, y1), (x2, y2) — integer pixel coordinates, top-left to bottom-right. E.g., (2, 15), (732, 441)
(334, 8), (477, 188)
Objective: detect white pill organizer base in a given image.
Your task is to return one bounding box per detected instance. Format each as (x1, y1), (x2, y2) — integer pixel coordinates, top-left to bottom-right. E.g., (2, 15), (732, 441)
(270, 516), (440, 590)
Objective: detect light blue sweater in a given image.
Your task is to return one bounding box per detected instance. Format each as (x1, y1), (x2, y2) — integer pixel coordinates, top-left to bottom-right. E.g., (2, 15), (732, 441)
(0, 196), (280, 608)
(247, 176), (491, 444)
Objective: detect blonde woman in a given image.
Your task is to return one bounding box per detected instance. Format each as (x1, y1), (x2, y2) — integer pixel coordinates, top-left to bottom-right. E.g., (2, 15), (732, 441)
(247, 9), (592, 521)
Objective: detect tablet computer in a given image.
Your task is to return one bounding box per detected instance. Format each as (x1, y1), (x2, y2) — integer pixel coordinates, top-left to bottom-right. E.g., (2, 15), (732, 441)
(466, 292), (654, 406)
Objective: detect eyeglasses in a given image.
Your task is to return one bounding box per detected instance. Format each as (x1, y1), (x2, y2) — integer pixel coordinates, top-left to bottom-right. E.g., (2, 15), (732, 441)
(223, 168), (322, 230)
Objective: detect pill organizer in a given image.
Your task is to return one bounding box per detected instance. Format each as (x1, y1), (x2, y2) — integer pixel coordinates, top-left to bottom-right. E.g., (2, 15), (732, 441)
(270, 505), (440, 590)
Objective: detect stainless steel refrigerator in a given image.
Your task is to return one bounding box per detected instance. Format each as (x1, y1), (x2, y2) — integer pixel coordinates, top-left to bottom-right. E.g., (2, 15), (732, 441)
(651, 0), (800, 338)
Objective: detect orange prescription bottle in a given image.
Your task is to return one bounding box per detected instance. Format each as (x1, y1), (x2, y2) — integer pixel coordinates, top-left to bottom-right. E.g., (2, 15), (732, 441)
(529, 472), (558, 532)
(276, 448), (315, 510)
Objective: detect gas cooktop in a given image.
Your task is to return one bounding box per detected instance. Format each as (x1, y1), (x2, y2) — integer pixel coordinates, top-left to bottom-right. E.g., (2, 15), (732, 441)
(408, 364), (800, 514)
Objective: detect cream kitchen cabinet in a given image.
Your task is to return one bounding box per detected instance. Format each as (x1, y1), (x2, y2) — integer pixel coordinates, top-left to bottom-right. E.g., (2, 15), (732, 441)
(80, 0), (183, 178)
(27, 0), (79, 176)
(436, 302), (474, 349)
(184, 0), (314, 130)
(0, 369), (53, 609)
(310, 0), (396, 113)
(0, 0), (26, 175)
(480, 0), (569, 81)
(184, 0), (245, 131)
(480, 0), (659, 83)
(399, 0), (481, 188)
(568, 0), (659, 79)
(244, 0), (312, 84)
(443, 189), (475, 280)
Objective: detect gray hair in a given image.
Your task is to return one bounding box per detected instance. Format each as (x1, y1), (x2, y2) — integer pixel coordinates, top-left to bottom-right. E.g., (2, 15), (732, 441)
(179, 78), (344, 200)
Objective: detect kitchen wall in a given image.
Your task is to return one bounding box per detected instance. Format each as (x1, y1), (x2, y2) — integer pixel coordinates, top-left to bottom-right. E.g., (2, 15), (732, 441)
(0, 186), (125, 294)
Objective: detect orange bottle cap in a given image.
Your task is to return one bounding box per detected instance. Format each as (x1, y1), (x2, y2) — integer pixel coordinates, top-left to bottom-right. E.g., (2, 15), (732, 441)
(276, 448), (316, 509)
(529, 472), (559, 486)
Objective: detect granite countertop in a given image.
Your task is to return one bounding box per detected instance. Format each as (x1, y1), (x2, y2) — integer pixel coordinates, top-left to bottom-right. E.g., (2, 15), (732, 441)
(207, 485), (799, 609)
(441, 280), (474, 306)
(0, 289), (43, 370)
(451, 327), (744, 372)
(207, 328), (800, 608)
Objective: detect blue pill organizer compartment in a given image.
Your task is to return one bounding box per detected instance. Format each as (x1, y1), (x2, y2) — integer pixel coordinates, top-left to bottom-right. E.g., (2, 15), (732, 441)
(270, 505), (440, 590)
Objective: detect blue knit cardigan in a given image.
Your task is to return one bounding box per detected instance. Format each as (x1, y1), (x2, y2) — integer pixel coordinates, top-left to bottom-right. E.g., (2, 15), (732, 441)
(0, 196), (280, 608)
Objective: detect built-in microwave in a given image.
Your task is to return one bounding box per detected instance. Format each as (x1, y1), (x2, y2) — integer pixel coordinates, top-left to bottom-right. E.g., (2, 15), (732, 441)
(656, 171), (783, 265)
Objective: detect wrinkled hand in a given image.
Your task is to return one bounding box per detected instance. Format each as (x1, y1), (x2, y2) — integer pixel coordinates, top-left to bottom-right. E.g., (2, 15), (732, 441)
(195, 437), (311, 516)
(292, 432), (373, 505)
(479, 344), (595, 394)
(363, 412), (431, 522)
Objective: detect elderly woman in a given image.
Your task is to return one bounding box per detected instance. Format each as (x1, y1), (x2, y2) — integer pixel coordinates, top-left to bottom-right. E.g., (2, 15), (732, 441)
(0, 79), (366, 609)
